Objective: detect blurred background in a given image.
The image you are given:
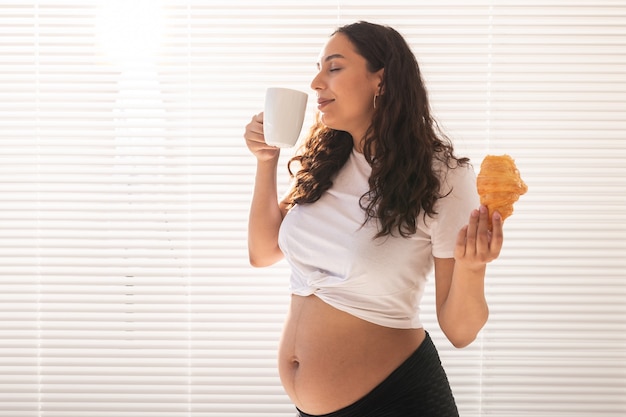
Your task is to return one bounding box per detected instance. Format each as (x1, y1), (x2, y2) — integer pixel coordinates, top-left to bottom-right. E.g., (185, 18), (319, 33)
(0, 1), (624, 416)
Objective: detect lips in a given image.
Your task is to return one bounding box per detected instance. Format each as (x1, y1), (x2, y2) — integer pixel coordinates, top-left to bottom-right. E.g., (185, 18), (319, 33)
(317, 98), (334, 110)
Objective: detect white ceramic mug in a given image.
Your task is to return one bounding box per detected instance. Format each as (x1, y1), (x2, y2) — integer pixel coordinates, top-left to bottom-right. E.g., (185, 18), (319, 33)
(263, 87), (308, 148)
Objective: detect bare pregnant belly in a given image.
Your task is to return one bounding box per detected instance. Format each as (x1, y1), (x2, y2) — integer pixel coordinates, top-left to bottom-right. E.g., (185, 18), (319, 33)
(278, 294), (426, 415)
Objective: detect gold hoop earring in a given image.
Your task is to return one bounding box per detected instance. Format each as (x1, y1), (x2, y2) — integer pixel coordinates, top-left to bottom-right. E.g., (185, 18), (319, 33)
(373, 94), (378, 109)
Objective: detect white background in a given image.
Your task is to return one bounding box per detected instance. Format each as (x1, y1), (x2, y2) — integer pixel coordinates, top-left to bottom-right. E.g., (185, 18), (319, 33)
(0, 1), (624, 416)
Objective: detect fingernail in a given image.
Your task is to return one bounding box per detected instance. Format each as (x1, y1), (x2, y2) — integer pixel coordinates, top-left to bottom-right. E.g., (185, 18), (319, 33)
(493, 211), (501, 221)
(480, 205), (487, 214)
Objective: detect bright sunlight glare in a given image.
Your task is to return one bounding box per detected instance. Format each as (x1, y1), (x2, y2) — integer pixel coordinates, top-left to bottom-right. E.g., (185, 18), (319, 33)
(96, 0), (165, 67)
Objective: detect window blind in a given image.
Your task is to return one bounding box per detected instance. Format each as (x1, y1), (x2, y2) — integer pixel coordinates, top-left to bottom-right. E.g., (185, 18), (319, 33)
(0, 1), (624, 416)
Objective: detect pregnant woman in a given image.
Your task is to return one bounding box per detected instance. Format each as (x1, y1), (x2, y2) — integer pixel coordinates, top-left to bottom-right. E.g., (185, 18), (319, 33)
(243, 21), (503, 417)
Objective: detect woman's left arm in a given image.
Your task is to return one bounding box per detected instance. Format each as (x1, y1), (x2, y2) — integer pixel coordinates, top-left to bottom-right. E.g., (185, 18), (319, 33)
(434, 205), (504, 348)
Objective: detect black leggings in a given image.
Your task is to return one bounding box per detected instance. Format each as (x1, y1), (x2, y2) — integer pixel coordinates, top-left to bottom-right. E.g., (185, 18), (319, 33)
(296, 332), (459, 417)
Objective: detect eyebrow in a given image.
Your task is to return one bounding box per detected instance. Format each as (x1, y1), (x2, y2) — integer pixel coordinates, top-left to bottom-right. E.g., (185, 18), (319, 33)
(316, 53), (345, 68)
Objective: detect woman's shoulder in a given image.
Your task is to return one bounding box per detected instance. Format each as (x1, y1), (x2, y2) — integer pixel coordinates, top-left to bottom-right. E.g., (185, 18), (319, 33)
(432, 156), (477, 193)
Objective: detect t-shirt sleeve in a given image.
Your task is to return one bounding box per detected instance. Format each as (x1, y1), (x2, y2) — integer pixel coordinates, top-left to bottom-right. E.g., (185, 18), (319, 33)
(430, 163), (480, 259)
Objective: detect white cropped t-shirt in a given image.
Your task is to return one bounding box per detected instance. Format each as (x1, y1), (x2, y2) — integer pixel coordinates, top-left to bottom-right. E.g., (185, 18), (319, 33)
(278, 148), (479, 329)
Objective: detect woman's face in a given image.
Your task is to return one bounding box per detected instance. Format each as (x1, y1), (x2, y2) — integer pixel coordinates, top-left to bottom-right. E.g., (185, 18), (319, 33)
(311, 33), (383, 147)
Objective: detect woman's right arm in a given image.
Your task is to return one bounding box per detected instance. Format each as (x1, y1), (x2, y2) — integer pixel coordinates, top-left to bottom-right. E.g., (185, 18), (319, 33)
(244, 112), (290, 267)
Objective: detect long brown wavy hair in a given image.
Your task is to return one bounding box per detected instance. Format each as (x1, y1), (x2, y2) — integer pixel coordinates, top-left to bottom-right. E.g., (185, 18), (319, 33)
(287, 21), (469, 238)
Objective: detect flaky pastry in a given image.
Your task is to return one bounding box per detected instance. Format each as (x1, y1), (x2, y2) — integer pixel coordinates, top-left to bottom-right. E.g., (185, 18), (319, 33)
(476, 154), (528, 229)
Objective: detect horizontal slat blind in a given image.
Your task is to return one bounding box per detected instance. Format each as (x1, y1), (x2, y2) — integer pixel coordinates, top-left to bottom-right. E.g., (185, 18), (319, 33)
(480, 2), (626, 416)
(0, 1), (624, 416)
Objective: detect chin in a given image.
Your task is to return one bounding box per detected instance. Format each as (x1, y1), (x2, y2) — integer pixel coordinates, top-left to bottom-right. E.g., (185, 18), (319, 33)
(320, 114), (339, 130)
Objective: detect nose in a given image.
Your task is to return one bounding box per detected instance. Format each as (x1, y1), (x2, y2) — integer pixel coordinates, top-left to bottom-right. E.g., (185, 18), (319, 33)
(310, 70), (324, 91)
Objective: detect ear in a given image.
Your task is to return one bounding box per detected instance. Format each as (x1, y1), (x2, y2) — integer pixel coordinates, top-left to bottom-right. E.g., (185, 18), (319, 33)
(374, 68), (385, 95)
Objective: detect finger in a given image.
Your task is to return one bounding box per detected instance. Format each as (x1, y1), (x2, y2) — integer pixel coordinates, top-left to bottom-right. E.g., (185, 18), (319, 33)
(247, 116), (265, 135)
(489, 210), (504, 257)
(245, 126), (265, 142)
(245, 114), (267, 144)
(476, 205), (491, 257)
(251, 112), (264, 132)
(464, 208), (480, 256)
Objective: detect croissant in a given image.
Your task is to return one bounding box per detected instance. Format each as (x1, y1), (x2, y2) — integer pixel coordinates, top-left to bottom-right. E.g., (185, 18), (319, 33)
(476, 154), (528, 229)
